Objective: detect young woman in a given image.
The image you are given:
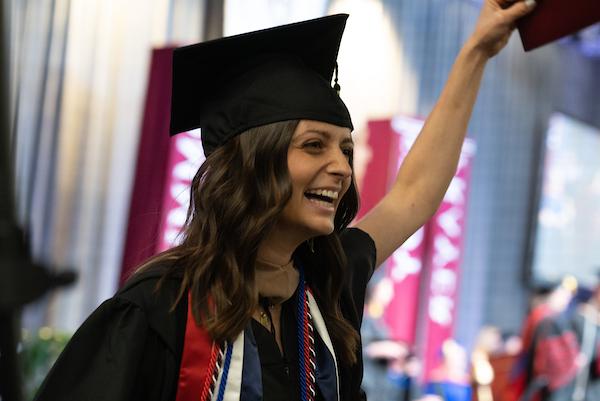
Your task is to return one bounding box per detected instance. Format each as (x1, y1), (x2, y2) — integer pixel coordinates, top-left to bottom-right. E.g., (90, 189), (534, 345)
(35, 1), (537, 400)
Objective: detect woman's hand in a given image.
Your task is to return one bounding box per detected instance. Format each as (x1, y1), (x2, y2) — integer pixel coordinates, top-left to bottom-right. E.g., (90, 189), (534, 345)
(470, 0), (537, 58)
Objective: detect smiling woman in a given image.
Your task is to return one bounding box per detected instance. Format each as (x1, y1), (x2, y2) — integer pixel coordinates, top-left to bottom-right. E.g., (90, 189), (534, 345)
(282, 121), (354, 238)
(34, 2), (537, 401)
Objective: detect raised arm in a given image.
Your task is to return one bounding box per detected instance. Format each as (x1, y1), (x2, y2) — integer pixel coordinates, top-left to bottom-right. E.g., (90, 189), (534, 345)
(355, 0), (536, 267)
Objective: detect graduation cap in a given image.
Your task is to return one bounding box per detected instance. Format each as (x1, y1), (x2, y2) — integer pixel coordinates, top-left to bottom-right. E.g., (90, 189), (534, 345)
(170, 14), (353, 156)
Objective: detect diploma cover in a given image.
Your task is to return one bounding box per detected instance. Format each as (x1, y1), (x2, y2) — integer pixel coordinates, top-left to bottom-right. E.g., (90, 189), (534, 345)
(517, 0), (600, 51)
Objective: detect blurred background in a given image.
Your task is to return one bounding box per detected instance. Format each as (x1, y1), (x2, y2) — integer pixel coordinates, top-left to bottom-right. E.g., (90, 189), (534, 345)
(2, 0), (600, 400)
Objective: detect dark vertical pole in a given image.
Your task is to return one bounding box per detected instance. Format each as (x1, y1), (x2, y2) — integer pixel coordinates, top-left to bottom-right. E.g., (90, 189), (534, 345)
(203, 0), (224, 41)
(0, 314), (22, 401)
(1, 0), (14, 219)
(0, 0), (24, 399)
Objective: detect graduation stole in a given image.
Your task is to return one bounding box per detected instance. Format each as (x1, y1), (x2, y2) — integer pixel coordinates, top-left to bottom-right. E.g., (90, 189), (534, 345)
(174, 268), (340, 401)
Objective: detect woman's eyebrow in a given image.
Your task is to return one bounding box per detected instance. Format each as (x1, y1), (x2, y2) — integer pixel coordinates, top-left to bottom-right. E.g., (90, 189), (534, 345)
(303, 129), (354, 145)
(304, 129), (329, 138)
(341, 136), (354, 146)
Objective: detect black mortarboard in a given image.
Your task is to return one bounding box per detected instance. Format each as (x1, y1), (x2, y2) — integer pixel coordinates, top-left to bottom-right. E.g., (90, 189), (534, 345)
(170, 14), (353, 156)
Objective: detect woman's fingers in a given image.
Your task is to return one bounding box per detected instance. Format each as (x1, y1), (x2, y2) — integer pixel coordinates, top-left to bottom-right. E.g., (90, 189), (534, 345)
(469, 0), (537, 57)
(498, 0), (517, 8)
(502, 0), (537, 21)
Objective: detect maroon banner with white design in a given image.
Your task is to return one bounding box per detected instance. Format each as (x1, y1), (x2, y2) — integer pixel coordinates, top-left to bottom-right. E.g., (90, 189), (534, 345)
(357, 120), (400, 220)
(359, 117), (429, 346)
(421, 137), (475, 381)
(157, 130), (205, 252)
(120, 47), (176, 284)
(382, 116), (429, 346)
(382, 226), (427, 345)
(120, 47), (206, 283)
(359, 116), (475, 378)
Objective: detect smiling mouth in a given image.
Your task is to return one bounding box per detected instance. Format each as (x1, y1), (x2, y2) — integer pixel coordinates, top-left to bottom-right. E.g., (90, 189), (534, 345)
(304, 189), (338, 208)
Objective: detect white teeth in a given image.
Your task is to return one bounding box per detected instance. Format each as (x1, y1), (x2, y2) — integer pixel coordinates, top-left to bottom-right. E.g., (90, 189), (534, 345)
(305, 189), (339, 200)
(309, 199), (334, 209)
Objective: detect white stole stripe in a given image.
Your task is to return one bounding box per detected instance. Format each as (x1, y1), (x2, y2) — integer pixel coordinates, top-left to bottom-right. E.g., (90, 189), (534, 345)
(212, 333), (245, 401)
(307, 291), (340, 401)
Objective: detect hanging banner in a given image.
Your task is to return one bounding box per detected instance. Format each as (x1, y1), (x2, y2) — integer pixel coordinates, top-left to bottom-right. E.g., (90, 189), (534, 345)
(120, 47), (176, 283)
(120, 47), (205, 283)
(382, 226), (427, 345)
(157, 130), (205, 252)
(382, 116), (429, 346)
(357, 120), (398, 219)
(360, 117), (428, 346)
(420, 136), (476, 381)
(360, 115), (475, 375)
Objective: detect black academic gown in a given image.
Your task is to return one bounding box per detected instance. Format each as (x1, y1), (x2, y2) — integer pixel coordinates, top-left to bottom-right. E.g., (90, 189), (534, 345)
(34, 265), (187, 401)
(34, 228), (376, 401)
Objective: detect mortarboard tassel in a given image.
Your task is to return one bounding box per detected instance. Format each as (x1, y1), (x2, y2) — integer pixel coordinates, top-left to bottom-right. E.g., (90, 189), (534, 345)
(333, 62), (341, 95)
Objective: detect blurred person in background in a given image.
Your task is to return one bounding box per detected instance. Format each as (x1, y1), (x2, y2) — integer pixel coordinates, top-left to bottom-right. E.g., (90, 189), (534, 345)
(362, 277), (422, 401)
(363, 339), (413, 400)
(564, 270), (600, 401)
(361, 277), (401, 401)
(506, 277), (580, 401)
(33, 1), (537, 400)
(471, 327), (522, 401)
(425, 339), (473, 401)
(472, 327), (504, 401)
(388, 351), (422, 401)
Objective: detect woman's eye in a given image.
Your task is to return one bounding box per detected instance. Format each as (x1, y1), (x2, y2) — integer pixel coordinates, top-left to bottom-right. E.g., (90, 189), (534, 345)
(304, 141), (323, 149)
(342, 148), (354, 158)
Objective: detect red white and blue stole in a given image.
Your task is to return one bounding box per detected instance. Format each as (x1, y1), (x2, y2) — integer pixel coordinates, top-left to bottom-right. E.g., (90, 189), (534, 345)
(175, 276), (339, 401)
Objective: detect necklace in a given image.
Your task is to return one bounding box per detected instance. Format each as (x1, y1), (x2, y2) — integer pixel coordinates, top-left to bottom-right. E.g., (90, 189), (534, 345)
(259, 308), (271, 328)
(256, 257), (293, 269)
(258, 297), (276, 331)
(200, 262), (316, 401)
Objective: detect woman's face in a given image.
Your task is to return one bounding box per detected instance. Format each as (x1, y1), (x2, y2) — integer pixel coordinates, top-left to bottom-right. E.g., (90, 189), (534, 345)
(278, 120), (353, 240)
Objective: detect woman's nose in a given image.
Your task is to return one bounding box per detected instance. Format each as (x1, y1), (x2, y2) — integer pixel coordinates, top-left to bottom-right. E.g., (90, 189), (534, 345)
(328, 148), (352, 178)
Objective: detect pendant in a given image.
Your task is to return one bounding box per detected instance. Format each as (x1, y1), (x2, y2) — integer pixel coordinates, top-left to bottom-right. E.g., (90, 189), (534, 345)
(259, 311), (270, 328)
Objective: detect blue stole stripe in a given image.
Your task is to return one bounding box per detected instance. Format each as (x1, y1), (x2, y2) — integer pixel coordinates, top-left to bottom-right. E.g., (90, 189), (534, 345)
(216, 342), (234, 401)
(315, 332), (337, 401)
(240, 326), (262, 401)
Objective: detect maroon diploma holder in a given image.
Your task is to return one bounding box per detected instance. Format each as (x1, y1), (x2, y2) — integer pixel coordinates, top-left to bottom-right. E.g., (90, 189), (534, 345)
(517, 0), (600, 51)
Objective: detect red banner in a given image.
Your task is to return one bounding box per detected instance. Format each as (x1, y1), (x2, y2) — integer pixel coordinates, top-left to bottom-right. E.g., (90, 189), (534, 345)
(384, 116), (429, 346)
(421, 137), (475, 381)
(357, 120), (400, 220)
(360, 116), (475, 381)
(120, 47), (175, 283)
(120, 47), (208, 283)
(157, 130), (205, 252)
(360, 116), (428, 346)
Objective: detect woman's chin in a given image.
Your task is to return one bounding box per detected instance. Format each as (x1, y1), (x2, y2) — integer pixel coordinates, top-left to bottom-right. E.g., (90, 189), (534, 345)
(303, 220), (335, 238)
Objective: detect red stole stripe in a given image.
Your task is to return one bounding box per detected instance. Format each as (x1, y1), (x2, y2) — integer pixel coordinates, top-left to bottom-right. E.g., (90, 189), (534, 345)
(175, 292), (213, 401)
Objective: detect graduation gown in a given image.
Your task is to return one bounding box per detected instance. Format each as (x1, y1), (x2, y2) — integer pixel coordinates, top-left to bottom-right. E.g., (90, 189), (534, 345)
(34, 228), (376, 401)
(509, 313), (579, 401)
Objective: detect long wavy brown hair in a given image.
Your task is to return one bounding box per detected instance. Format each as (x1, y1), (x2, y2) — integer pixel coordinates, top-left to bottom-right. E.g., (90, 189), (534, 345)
(137, 119), (360, 365)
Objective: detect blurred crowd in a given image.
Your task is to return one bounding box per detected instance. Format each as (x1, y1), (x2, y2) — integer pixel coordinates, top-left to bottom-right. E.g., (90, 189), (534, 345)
(361, 274), (600, 401)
